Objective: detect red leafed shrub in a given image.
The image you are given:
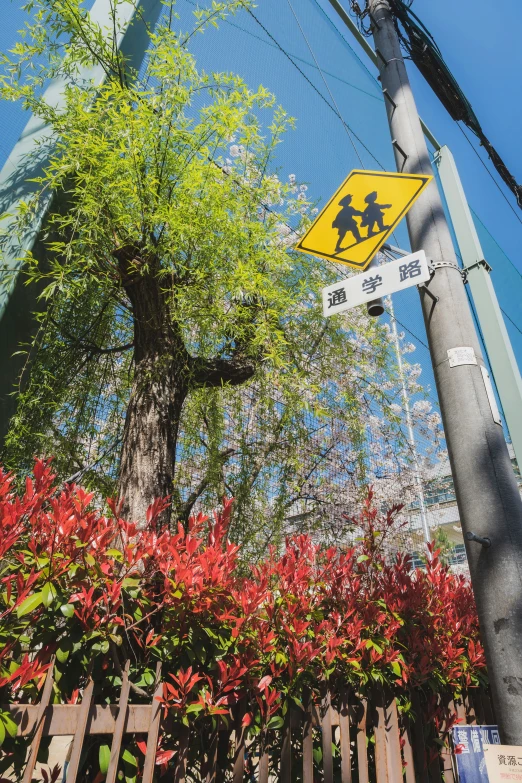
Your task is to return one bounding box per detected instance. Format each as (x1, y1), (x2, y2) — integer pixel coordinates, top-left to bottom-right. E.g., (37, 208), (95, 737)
(0, 460), (486, 779)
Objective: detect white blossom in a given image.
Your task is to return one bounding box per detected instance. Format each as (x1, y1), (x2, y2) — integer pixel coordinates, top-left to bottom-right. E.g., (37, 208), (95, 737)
(412, 400), (431, 415)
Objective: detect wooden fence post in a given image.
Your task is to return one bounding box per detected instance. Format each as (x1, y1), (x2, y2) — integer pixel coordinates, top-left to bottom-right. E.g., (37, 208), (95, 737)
(105, 660), (130, 783)
(22, 659), (55, 783)
(339, 689), (352, 783)
(141, 662), (163, 783)
(321, 689), (333, 783)
(65, 678), (94, 783)
(302, 693), (314, 783)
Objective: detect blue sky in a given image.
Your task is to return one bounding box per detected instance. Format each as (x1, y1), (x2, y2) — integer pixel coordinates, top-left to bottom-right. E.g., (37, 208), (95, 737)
(0, 0), (521, 395)
(407, 0), (522, 268)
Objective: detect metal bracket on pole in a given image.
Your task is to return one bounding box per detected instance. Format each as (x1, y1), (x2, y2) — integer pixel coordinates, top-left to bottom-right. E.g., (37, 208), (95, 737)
(466, 258), (493, 274)
(375, 48), (388, 67)
(382, 88), (397, 110)
(391, 139), (408, 169)
(429, 259), (468, 284)
(466, 531), (491, 548)
(418, 283), (439, 304)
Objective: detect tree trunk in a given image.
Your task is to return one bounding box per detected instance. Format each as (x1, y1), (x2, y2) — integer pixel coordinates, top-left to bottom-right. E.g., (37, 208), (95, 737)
(114, 247), (257, 528)
(117, 263), (188, 527)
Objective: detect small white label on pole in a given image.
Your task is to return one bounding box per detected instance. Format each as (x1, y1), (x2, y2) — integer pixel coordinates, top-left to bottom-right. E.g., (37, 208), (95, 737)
(321, 250), (430, 317)
(480, 365), (502, 425)
(447, 346), (477, 368)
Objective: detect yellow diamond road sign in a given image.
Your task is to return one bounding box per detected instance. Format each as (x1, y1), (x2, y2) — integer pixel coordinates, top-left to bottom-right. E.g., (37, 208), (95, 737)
(295, 169), (433, 271)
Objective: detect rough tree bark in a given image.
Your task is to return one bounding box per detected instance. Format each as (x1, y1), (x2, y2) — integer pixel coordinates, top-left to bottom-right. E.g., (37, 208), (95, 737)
(115, 246), (257, 527)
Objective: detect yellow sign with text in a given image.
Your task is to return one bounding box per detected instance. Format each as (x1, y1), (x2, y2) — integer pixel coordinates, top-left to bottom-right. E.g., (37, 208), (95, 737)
(295, 169), (432, 270)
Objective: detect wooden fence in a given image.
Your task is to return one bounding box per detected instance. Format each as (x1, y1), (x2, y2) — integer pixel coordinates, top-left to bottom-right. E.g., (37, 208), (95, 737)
(3, 661), (494, 783)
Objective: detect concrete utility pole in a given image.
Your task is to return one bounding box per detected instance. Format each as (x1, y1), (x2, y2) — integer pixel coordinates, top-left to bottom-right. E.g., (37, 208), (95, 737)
(368, 0), (522, 743)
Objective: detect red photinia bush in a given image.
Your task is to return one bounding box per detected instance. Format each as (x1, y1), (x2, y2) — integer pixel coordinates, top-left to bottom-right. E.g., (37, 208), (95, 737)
(0, 460), (486, 779)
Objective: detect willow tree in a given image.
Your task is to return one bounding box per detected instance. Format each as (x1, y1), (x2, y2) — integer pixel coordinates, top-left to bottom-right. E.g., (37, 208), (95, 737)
(1, 0), (422, 533)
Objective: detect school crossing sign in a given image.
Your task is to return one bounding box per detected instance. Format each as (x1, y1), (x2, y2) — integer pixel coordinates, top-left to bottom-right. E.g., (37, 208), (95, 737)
(295, 169), (432, 271)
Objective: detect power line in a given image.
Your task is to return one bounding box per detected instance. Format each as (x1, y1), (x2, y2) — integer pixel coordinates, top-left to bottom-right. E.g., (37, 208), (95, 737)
(239, 3), (385, 170)
(458, 124), (522, 231)
(286, 0), (364, 167)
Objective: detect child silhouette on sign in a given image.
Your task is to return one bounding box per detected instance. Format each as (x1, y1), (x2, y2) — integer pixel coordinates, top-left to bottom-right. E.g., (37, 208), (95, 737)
(361, 191), (391, 237)
(332, 194), (363, 253)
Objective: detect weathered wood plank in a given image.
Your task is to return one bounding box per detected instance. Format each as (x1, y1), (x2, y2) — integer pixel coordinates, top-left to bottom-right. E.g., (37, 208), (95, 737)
(410, 691), (429, 783)
(174, 725), (190, 783)
(233, 699), (246, 783)
(258, 744), (269, 783)
(481, 690), (496, 725)
(303, 696), (314, 783)
(463, 690), (477, 725)
(339, 690), (352, 783)
(373, 699), (388, 783)
(401, 715), (416, 783)
(65, 678), (94, 783)
(321, 690), (333, 783)
(204, 728), (218, 783)
(141, 663), (163, 783)
(105, 661), (130, 783)
(351, 698), (369, 783)
(469, 689), (485, 725)
(280, 713), (291, 783)
(7, 703), (153, 735)
(385, 698), (403, 783)
(22, 660), (55, 783)
(440, 696), (457, 783)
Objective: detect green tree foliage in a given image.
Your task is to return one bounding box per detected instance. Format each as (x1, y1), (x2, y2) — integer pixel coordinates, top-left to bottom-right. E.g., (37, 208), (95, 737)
(1, 0), (410, 549)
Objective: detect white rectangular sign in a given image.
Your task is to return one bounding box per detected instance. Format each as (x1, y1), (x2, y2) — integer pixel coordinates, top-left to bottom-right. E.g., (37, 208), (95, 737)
(484, 744), (522, 783)
(322, 250), (430, 317)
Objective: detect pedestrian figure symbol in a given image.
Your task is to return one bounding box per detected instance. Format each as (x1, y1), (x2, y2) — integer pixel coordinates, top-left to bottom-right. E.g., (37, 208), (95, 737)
(332, 195), (363, 252)
(360, 191), (391, 236)
(332, 191), (392, 254)
(296, 169), (432, 271)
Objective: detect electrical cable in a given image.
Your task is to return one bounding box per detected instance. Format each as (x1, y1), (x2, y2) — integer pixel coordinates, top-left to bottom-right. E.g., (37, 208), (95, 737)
(385, 0), (522, 210)
(239, 3), (385, 170)
(181, 0), (522, 364)
(457, 124), (522, 230)
(286, 0), (364, 167)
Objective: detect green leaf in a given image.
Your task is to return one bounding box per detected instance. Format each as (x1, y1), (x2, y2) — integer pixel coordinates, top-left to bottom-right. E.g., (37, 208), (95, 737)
(106, 549), (123, 561)
(16, 591), (43, 618)
(391, 661), (402, 677)
(142, 670), (155, 686)
(122, 749), (137, 767)
(99, 744), (111, 774)
(56, 638), (72, 663)
(267, 716), (284, 729)
(1, 713), (17, 739)
(185, 703), (204, 714)
(0, 720), (5, 747)
(42, 582), (57, 608)
(60, 603), (75, 618)
(357, 555), (369, 563)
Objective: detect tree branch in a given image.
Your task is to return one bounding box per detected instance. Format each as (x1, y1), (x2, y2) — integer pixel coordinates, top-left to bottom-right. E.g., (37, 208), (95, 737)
(190, 355), (257, 389)
(174, 447), (236, 524)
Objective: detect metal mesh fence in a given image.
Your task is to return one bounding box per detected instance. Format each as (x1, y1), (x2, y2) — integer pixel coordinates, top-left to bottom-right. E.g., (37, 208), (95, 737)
(1, 0), (522, 569)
